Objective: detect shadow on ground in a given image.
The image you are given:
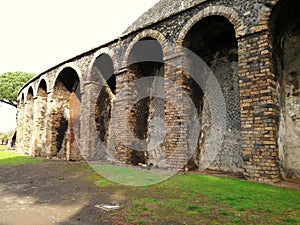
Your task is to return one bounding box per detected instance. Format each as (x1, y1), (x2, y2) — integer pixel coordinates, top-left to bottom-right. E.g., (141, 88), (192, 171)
(0, 160), (117, 225)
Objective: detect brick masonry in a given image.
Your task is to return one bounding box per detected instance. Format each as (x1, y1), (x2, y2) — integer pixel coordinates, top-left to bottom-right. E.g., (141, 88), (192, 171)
(15, 0), (300, 183)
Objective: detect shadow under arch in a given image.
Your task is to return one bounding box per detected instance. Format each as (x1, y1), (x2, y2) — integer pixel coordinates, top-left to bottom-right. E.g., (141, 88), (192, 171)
(182, 15), (243, 173)
(92, 53), (116, 160)
(125, 37), (165, 165)
(270, 0), (300, 178)
(51, 67), (81, 160)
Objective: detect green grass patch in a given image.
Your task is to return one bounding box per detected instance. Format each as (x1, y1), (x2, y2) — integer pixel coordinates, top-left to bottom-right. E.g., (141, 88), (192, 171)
(91, 164), (174, 186)
(97, 178), (115, 187)
(0, 151), (43, 165)
(94, 171), (300, 224)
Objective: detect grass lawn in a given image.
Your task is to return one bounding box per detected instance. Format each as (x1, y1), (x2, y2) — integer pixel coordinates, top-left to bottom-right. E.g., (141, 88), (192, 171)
(91, 166), (300, 225)
(91, 164), (175, 186)
(0, 150), (43, 165)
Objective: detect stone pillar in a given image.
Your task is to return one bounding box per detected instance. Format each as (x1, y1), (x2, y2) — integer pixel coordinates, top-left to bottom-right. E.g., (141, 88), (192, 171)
(114, 68), (136, 164)
(238, 30), (280, 182)
(32, 96), (47, 156)
(32, 97), (40, 156)
(67, 92), (81, 160)
(80, 81), (106, 160)
(23, 99), (34, 155)
(39, 94), (49, 157)
(45, 93), (54, 158)
(79, 82), (93, 159)
(15, 101), (25, 154)
(164, 53), (192, 169)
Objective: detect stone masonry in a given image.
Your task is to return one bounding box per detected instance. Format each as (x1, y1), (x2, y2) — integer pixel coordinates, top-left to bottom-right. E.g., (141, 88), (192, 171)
(16, 0), (300, 183)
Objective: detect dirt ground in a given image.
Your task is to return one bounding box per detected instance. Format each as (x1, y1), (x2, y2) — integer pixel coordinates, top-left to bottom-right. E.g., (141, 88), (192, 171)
(0, 161), (115, 225)
(1, 160), (299, 225)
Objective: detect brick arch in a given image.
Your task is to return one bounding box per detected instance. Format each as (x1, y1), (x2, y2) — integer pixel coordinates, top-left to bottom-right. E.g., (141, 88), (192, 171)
(18, 90), (26, 103)
(37, 77), (50, 94)
(50, 64), (81, 160)
(36, 79), (48, 96)
(30, 81), (38, 99)
(122, 29), (169, 68)
(251, 0), (284, 34)
(177, 5), (246, 45)
(87, 47), (118, 82)
(30, 78), (49, 99)
(24, 86), (35, 104)
(19, 93), (25, 105)
(51, 63), (83, 92)
(26, 81), (39, 100)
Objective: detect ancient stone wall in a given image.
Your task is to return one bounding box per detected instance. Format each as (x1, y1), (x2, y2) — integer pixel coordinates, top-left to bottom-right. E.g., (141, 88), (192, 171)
(15, 0), (300, 183)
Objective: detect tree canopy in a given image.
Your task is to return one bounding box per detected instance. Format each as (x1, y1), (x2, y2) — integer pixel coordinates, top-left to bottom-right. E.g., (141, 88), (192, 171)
(0, 72), (35, 107)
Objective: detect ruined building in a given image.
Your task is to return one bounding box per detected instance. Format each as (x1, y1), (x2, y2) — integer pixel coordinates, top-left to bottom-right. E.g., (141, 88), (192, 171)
(16, 0), (300, 182)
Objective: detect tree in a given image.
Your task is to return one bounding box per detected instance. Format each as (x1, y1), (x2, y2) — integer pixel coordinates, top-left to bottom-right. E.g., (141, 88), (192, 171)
(0, 72), (35, 107)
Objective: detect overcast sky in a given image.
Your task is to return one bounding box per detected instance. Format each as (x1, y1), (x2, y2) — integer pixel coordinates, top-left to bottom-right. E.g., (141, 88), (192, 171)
(0, 0), (159, 133)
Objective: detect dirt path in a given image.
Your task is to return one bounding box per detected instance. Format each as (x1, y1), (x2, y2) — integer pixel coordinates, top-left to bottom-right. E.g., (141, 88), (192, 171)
(0, 161), (115, 225)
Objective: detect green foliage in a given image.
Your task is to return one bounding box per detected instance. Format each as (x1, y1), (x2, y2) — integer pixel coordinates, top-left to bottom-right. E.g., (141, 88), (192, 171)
(0, 72), (35, 107)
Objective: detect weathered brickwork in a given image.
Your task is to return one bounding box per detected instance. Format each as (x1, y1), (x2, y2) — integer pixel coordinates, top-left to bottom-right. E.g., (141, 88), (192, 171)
(15, 0), (300, 183)
(238, 31), (280, 182)
(33, 80), (47, 157)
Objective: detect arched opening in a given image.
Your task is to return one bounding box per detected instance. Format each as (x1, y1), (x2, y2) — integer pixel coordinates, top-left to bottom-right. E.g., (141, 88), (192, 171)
(92, 54), (116, 158)
(34, 79), (48, 157)
(183, 16), (242, 172)
(128, 37), (165, 165)
(271, 0), (300, 177)
(24, 87), (34, 155)
(51, 68), (80, 160)
(38, 79), (47, 95)
(92, 54), (116, 94)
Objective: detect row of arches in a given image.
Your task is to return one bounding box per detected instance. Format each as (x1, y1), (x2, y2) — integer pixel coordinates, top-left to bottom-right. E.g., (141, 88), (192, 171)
(85, 16), (242, 171)
(17, 68), (80, 160)
(16, 0), (300, 179)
